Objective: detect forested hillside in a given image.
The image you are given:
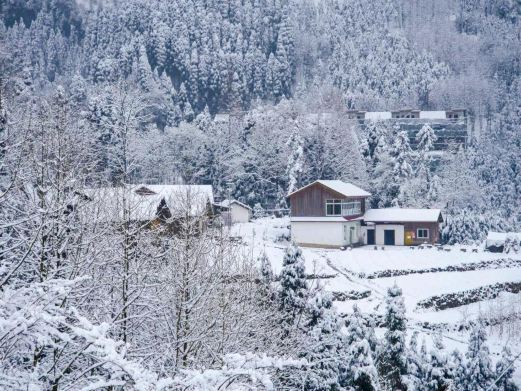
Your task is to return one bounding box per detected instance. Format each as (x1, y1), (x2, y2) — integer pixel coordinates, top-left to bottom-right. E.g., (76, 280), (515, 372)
(1, 1), (521, 388)
(3, 0), (521, 241)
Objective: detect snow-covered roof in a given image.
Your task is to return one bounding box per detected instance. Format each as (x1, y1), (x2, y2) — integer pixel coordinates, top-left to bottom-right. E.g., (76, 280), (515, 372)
(364, 111), (392, 121)
(419, 111), (447, 119)
(82, 184), (213, 223)
(288, 180), (371, 198)
(486, 231), (521, 246)
(218, 199), (252, 211)
(362, 111), (450, 121)
(290, 216), (363, 222)
(363, 208), (442, 223)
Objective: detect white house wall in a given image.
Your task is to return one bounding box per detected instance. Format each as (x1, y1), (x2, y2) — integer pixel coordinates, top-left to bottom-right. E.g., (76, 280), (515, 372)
(375, 224), (404, 245)
(360, 226), (372, 245)
(230, 204), (251, 223)
(291, 221), (361, 247)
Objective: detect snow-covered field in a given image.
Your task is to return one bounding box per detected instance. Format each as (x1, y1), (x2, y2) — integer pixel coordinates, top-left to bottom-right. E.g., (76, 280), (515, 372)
(231, 217), (521, 381)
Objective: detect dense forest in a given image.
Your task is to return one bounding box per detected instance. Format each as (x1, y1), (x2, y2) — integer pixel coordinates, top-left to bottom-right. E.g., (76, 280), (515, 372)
(2, 0), (521, 240)
(2, 0), (521, 243)
(1, 0), (521, 389)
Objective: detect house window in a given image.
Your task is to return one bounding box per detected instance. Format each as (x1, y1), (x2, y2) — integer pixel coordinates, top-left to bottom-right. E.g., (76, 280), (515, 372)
(326, 200), (362, 216)
(326, 200), (342, 216)
(342, 201), (362, 216)
(417, 228), (429, 239)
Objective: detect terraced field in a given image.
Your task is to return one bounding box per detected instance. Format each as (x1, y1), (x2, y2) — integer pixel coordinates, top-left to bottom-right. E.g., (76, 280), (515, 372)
(231, 217), (521, 383)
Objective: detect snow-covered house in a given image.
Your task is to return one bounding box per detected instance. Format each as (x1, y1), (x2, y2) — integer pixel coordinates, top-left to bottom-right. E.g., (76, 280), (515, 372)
(288, 180), (443, 248)
(82, 184), (214, 228)
(215, 199), (252, 224)
(288, 180), (371, 248)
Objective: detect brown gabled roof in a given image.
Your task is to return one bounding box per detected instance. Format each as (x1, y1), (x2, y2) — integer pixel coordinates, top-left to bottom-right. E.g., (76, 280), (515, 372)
(288, 180), (371, 198)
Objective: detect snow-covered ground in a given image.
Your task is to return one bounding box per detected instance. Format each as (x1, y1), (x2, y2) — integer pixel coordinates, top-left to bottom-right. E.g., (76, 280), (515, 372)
(230, 217), (521, 381)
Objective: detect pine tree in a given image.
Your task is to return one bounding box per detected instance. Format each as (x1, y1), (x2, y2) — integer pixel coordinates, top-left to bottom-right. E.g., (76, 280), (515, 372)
(409, 123), (438, 206)
(494, 347), (518, 391)
(340, 305), (380, 391)
(253, 203), (266, 219)
(441, 208), (488, 245)
(285, 127), (304, 195)
(416, 123), (438, 154)
(390, 130), (414, 206)
(302, 291), (342, 391)
(266, 52), (282, 99)
(305, 288), (330, 328)
(136, 44), (154, 92)
(407, 331), (426, 389)
(371, 135), (395, 207)
(379, 284), (407, 391)
(458, 323), (494, 391)
(278, 244), (308, 324)
(424, 332), (452, 391)
(183, 101), (195, 122)
(229, 71), (244, 111)
(69, 74), (87, 105)
(194, 105), (212, 131)
(259, 251), (275, 302)
(449, 349), (464, 390)
(362, 121), (385, 169)
(427, 174), (441, 204)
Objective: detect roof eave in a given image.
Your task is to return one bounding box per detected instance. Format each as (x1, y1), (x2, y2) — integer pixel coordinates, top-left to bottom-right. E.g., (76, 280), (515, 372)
(287, 180), (371, 199)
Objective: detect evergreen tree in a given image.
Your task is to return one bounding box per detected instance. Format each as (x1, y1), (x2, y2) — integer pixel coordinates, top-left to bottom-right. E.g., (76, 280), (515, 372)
(278, 244), (309, 323)
(416, 123), (438, 154)
(302, 291), (342, 391)
(441, 208), (488, 245)
(136, 44), (154, 92)
(266, 52), (282, 99)
(408, 123), (438, 206)
(379, 285), (407, 391)
(407, 331), (426, 389)
(424, 332), (452, 391)
(340, 305), (380, 391)
(285, 127), (304, 196)
(390, 130), (414, 206)
(449, 349), (465, 390)
(253, 203), (267, 219)
(495, 347), (518, 391)
(194, 105), (212, 131)
(371, 148), (394, 207)
(458, 323), (494, 391)
(259, 251), (275, 302)
(362, 121), (385, 169)
(183, 101), (195, 122)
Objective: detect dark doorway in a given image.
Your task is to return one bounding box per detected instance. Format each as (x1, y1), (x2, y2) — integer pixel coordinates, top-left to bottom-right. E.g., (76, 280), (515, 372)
(367, 229), (375, 245)
(384, 230), (395, 245)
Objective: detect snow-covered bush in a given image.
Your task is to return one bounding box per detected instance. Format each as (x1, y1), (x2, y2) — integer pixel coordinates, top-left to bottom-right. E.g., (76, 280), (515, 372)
(253, 203), (267, 219)
(504, 235), (520, 254)
(441, 208), (488, 245)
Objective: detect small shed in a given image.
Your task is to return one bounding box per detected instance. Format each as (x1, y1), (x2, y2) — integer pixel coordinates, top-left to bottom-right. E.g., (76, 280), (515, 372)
(485, 232), (521, 253)
(217, 199), (252, 224)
